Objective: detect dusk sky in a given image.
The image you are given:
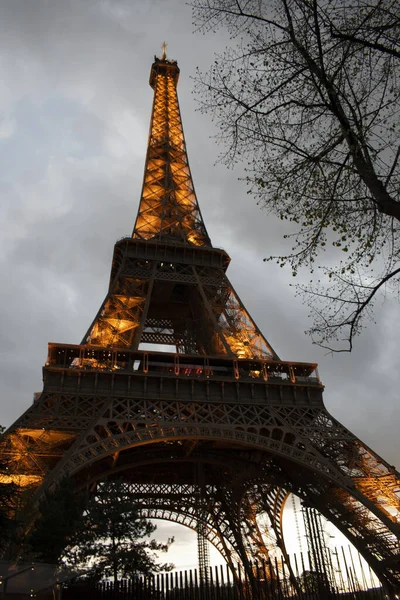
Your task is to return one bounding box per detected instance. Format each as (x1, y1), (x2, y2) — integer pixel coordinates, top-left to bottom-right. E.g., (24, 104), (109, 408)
(0, 0), (398, 569)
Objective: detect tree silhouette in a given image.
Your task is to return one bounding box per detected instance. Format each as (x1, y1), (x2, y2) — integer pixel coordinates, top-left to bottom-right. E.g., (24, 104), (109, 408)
(193, 0), (400, 351)
(28, 479), (174, 583)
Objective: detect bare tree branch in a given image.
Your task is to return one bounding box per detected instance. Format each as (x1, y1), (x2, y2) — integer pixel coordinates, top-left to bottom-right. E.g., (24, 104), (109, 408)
(192, 0), (400, 351)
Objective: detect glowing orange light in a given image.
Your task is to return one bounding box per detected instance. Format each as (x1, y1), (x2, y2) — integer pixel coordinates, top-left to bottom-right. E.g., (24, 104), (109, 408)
(0, 474), (43, 487)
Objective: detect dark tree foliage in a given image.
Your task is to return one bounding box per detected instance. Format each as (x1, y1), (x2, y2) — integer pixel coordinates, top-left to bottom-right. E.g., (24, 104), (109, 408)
(26, 477), (87, 564)
(0, 425), (20, 554)
(192, 0), (400, 351)
(67, 480), (174, 584)
(296, 569), (332, 595)
(28, 479), (174, 583)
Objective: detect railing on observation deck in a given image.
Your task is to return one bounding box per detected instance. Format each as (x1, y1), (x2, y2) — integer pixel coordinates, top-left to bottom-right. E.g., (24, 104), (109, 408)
(45, 344), (321, 387)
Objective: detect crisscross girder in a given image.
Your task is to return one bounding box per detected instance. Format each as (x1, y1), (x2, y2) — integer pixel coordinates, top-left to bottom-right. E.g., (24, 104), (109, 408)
(133, 57), (210, 246)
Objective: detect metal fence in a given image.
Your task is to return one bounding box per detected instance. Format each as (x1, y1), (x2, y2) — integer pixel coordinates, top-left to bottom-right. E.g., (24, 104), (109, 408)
(61, 550), (387, 600)
(1, 547), (387, 599)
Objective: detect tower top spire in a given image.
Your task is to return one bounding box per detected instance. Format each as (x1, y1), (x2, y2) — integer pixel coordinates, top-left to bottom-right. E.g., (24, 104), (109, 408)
(133, 55), (211, 246)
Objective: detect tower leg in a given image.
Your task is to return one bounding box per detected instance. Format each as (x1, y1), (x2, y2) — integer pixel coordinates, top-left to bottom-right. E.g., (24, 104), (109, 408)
(248, 486), (302, 595)
(213, 489), (261, 597)
(194, 464), (210, 584)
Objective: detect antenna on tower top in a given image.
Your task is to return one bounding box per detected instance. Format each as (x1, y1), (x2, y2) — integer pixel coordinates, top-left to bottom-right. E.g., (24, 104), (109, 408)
(161, 41), (167, 60)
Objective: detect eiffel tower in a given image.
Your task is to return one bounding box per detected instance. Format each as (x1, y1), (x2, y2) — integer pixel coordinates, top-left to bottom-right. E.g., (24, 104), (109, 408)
(1, 50), (400, 595)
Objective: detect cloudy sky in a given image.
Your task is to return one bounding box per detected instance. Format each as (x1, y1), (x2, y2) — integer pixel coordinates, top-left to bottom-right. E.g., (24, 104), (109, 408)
(0, 0), (399, 569)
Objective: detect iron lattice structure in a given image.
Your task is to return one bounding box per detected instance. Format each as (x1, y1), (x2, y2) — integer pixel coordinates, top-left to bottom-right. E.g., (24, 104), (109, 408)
(1, 53), (400, 595)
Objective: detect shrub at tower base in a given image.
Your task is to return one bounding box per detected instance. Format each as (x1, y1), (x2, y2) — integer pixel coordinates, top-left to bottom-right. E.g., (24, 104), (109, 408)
(26, 479), (174, 583)
(0, 425), (20, 554)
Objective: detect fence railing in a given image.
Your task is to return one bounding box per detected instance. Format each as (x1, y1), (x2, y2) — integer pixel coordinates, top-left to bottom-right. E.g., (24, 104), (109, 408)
(46, 343), (321, 386)
(61, 553), (387, 600)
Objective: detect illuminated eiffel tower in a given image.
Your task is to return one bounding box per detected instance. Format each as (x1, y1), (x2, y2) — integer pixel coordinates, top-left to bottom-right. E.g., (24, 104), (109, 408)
(1, 49), (400, 595)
